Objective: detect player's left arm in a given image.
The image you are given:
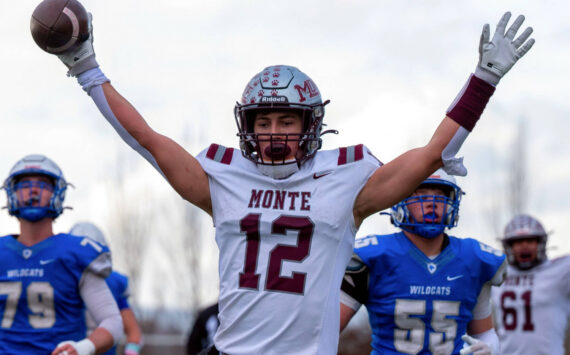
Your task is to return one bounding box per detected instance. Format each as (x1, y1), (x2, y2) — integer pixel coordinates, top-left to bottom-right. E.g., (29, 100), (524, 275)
(51, 272), (122, 355)
(459, 281), (499, 355)
(340, 253), (369, 331)
(121, 308), (143, 355)
(353, 12), (534, 227)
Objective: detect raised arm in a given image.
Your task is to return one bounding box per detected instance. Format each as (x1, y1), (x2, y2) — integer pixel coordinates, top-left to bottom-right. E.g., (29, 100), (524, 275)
(353, 12), (534, 227)
(54, 14), (212, 214)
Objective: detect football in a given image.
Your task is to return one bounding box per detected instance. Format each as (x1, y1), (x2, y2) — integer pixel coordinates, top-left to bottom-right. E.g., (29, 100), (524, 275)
(30, 0), (89, 54)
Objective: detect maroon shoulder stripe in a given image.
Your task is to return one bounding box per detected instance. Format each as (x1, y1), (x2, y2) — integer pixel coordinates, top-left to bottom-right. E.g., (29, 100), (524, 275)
(338, 144), (364, 165)
(338, 147), (347, 165)
(206, 144), (234, 164)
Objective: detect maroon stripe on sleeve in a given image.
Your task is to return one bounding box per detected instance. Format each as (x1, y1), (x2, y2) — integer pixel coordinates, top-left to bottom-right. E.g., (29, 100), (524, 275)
(206, 144), (219, 160)
(354, 144), (364, 161)
(338, 147), (347, 165)
(221, 148), (234, 165)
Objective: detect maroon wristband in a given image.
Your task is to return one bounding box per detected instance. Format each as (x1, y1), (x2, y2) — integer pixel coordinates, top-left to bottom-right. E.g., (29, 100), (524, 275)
(446, 74), (496, 131)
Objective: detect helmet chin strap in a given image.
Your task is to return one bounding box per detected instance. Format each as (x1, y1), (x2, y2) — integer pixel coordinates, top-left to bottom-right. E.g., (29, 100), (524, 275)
(407, 224), (445, 239)
(256, 160), (299, 179)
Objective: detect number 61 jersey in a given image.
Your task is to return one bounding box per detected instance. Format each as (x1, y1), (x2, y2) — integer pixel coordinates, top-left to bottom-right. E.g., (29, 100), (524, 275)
(197, 143), (380, 355)
(0, 233), (111, 354)
(491, 255), (570, 355)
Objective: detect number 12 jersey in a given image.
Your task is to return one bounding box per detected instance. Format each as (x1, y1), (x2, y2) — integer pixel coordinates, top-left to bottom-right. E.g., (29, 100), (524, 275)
(197, 143), (380, 355)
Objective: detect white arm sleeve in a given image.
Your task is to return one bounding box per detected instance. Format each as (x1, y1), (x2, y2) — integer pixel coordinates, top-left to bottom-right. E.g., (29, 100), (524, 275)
(340, 290), (362, 311)
(80, 272), (124, 344)
(441, 126), (470, 176)
(472, 283), (492, 320)
(77, 68), (166, 179)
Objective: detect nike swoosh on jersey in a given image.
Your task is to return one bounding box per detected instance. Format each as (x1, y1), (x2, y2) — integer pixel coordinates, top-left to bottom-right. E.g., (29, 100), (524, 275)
(39, 259), (55, 265)
(447, 275), (464, 281)
(313, 170), (332, 179)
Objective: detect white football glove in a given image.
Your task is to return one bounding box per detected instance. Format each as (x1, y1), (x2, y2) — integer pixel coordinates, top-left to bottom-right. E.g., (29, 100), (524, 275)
(57, 13), (98, 77)
(459, 334), (492, 355)
(55, 339), (96, 355)
(474, 11), (535, 85)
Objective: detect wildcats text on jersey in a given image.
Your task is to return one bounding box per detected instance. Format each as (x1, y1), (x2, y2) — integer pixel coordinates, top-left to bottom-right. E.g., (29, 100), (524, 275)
(6, 268), (45, 278)
(409, 285), (451, 296)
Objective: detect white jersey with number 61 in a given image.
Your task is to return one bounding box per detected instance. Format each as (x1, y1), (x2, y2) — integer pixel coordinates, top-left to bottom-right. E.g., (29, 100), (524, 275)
(491, 255), (570, 355)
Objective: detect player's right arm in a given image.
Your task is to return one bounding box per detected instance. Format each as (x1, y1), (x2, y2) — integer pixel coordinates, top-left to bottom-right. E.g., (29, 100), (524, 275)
(99, 83), (212, 214)
(53, 13), (212, 215)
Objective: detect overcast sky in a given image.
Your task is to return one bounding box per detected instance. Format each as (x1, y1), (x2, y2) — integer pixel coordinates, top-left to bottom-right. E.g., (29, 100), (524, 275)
(1, 0), (569, 307)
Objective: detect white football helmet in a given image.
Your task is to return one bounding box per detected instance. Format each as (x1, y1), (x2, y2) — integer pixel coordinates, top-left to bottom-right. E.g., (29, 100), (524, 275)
(234, 65), (334, 166)
(502, 214), (548, 269)
(2, 154), (69, 222)
(69, 222), (108, 246)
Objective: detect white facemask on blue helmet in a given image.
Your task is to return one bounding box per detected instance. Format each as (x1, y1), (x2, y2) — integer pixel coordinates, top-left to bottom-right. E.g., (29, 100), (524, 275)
(234, 65), (335, 168)
(388, 169), (463, 239)
(2, 154), (69, 222)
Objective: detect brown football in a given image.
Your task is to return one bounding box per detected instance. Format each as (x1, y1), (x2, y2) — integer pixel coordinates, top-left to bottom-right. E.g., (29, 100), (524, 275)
(30, 0), (89, 54)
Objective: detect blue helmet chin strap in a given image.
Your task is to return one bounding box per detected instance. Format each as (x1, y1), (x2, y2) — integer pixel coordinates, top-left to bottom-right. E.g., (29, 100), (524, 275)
(405, 224), (446, 239)
(400, 212), (447, 239)
(18, 207), (51, 222)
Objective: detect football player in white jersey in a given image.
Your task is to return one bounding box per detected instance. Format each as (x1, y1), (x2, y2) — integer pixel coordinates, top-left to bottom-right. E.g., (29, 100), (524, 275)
(40, 9), (534, 355)
(0, 154), (123, 355)
(491, 214), (570, 355)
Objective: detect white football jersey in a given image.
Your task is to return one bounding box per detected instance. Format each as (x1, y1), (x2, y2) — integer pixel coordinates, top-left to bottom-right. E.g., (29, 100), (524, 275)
(197, 143), (380, 355)
(491, 255), (570, 355)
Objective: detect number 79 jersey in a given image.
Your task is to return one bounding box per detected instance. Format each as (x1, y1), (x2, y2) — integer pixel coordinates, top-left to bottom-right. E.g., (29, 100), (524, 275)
(197, 143), (381, 355)
(0, 233), (111, 354)
(491, 255), (570, 355)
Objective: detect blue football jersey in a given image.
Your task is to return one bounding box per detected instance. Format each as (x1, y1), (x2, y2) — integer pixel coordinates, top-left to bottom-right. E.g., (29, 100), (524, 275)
(0, 233), (111, 354)
(106, 271), (130, 311)
(346, 232), (505, 355)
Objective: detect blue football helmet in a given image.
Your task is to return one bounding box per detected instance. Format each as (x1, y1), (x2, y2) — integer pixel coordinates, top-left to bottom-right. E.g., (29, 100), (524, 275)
(234, 65), (334, 167)
(2, 154), (69, 222)
(389, 169), (463, 239)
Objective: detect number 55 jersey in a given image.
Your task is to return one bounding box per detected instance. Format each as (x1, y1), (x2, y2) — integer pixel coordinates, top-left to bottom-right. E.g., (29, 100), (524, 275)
(0, 233), (111, 354)
(491, 255), (570, 355)
(196, 143), (380, 355)
(341, 232), (506, 355)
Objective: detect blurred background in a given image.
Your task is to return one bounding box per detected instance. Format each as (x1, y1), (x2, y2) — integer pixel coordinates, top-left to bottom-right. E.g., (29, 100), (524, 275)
(1, 0), (569, 353)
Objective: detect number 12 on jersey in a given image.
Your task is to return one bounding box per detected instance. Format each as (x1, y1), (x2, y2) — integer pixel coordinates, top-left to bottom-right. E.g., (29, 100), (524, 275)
(239, 213), (314, 295)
